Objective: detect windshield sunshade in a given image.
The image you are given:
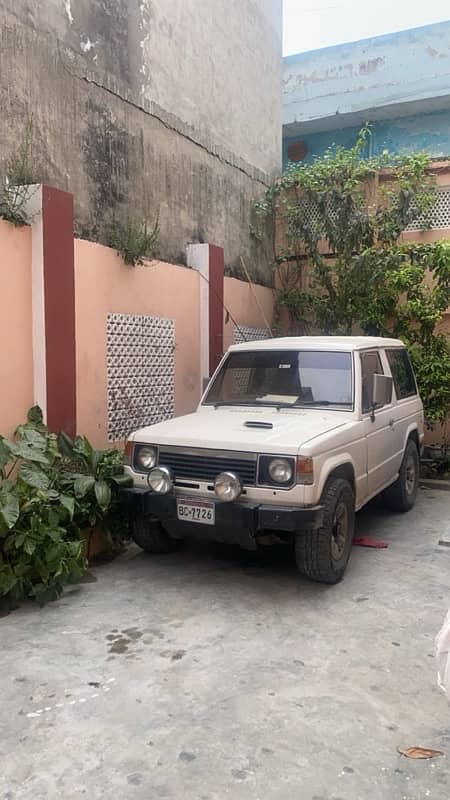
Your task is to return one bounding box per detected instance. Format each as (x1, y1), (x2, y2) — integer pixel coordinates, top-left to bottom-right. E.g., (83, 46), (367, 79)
(204, 350), (353, 409)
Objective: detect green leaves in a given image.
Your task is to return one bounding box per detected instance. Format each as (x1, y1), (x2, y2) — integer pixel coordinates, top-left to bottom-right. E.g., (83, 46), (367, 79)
(0, 489), (20, 529)
(259, 129), (449, 427)
(19, 463), (50, 490)
(0, 408), (129, 611)
(74, 476), (96, 498)
(8, 440), (49, 465)
(0, 437), (10, 472)
(74, 475), (112, 512)
(27, 405), (44, 426)
(94, 481), (111, 512)
(60, 494), (75, 520)
(109, 216), (160, 266)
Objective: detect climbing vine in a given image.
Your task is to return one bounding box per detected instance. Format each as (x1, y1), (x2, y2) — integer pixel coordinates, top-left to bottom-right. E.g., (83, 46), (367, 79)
(253, 127), (450, 426)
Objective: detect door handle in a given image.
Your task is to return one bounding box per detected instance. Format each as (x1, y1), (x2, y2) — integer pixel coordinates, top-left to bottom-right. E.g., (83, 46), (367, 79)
(389, 418), (395, 429)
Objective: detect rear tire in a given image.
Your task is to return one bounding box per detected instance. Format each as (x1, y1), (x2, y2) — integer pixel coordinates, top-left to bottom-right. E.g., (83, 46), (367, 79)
(132, 515), (182, 554)
(383, 439), (419, 512)
(295, 478), (355, 585)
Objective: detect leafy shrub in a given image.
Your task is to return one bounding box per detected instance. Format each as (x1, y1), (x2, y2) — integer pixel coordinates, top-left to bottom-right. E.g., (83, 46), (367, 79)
(0, 412), (84, 609)
(254, 128), (450, 428)
(0, 408), (130, 611)
(58, 431), (132, 553)
(408, 336), (450, 426)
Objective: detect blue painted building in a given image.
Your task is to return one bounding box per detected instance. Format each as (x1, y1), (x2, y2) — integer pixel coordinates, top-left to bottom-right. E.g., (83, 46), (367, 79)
(283, 21), (450, 169)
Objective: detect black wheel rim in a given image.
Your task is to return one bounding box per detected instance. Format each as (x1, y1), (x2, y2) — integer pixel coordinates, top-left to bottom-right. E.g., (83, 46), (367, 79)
(405, 454), (417, 497)
(331, 501), (349, 562)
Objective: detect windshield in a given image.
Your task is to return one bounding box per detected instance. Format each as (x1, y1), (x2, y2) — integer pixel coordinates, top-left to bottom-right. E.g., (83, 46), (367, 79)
(204, 350), (353, 409)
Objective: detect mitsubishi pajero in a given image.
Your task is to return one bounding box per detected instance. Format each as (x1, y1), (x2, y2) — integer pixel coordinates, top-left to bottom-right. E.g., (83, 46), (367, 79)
(121, 337), (424, 584)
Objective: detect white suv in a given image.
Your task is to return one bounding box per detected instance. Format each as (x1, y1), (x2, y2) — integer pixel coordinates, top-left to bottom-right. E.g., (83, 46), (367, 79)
(122, 336), (424, 584)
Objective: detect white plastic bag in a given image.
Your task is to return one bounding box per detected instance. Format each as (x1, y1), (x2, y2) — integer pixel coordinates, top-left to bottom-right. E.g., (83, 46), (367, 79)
(436, 609), (450, 700)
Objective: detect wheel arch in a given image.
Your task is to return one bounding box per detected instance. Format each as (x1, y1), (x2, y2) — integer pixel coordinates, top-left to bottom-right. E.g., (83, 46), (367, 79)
(318, 457), (356, 500)
(405, 425), (420, 454)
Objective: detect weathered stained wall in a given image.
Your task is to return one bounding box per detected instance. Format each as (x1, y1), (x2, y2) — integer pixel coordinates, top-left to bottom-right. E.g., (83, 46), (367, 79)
(283, 21), (450, 131)
(0, 0), (282, 284)
(282, 21), (450, 168)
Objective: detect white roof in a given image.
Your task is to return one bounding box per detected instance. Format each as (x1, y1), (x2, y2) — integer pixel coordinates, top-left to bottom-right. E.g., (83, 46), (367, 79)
(229, 335), (404, 352)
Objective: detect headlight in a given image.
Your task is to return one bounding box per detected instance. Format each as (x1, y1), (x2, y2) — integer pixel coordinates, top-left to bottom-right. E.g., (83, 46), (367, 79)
(268, 458), (293, 484)
(214, 471), (242, 502)
(135, 445), (157, 470)
(148, 466), (173, 494)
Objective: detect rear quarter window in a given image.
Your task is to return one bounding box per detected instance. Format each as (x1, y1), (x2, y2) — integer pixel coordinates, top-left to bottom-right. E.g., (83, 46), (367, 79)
(386, 349), (417, 399)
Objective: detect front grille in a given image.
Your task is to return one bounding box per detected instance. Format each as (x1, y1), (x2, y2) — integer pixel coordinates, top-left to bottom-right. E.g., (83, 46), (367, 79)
(159, 448), (257, 486)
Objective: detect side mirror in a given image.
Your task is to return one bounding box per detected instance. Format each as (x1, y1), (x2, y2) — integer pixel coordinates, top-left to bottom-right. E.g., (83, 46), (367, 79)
(371, 374), (393, 420)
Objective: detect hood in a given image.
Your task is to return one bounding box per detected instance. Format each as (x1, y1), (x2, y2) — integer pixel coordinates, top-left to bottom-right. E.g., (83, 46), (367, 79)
(131, 406), (350, 455)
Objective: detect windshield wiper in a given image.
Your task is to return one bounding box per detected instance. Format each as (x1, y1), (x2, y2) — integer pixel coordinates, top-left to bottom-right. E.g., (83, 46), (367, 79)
(296, 400), (351, 407)
(212, 400), (260, 408)
(212, 400), (298, 410)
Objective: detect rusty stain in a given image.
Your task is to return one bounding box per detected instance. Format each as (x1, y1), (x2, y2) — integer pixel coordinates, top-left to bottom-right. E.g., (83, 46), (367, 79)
(359, 57), (385, 75)
(427, 46), (439, 58)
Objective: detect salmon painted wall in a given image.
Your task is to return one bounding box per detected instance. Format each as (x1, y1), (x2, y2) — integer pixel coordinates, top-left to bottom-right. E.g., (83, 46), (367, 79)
(0, 220), (33, 437)
(75, 240), (201, 447)
(223, 277), (275, 351)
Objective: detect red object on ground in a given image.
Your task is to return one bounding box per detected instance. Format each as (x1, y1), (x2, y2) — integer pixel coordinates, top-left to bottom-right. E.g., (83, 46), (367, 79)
(353, 537), (388, 549)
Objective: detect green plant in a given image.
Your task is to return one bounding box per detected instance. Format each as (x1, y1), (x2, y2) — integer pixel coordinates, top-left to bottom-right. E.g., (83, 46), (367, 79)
(0, 117), (39, 227)
(58, 432), (132, 552)
(0, 409), (85, 610)
(0, 407), (132, 611)
(254, 128), (450, 426)
(109, 216), (160, 266)
(408, 336), (450, 426)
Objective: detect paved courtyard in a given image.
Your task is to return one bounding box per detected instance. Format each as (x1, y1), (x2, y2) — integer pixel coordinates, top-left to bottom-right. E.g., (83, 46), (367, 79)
(1, 488), (450, 800)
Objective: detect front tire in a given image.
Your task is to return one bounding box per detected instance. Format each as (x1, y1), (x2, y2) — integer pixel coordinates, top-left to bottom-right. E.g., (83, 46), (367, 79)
(132, 516), (181, 554)
(295, 478), (355, 585)
(383, 439), (419, 512)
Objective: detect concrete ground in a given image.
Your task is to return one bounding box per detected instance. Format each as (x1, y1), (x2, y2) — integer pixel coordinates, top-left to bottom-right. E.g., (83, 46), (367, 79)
(1, 488), (450, 800)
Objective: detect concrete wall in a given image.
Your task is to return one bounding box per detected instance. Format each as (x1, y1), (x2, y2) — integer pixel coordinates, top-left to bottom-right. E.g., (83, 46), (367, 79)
(0, 0), (282, 284)
(223, 277), (274, 351)
(0, 219), (276, 446)
(0, 221), (33, 438)
(75, 241), (202, 447)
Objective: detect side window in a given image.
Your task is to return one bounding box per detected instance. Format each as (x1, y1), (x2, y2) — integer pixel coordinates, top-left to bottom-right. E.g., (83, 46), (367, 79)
(360, 351), (384, 414)
(386, 349), (417, 400)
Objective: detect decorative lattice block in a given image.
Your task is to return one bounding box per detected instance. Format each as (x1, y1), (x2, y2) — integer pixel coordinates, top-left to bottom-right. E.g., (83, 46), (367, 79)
(233, 325), (271, 345)
(106, 313), (175, 441)
(404, 187), (450, 231)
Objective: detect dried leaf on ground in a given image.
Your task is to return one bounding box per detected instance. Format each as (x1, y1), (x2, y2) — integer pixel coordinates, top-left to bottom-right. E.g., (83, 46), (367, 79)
(398, 746), (444, 759)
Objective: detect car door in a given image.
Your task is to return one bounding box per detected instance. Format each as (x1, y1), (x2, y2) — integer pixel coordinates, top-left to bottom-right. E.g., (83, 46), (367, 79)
(360, 350), (398, 497)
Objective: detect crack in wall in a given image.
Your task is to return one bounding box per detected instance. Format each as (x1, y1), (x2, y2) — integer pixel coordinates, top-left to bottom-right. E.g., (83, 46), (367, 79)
(57, 41), (271, 188)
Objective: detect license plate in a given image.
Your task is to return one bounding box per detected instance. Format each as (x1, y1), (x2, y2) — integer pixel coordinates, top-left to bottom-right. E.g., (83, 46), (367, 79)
(176, 497), (215, 525)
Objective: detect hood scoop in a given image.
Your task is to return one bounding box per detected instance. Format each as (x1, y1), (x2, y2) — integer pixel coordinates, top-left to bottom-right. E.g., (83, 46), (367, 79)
(244, 420), (273, 429)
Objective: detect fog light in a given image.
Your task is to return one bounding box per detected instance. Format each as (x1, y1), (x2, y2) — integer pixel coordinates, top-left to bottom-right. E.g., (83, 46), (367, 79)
(214, 471), (242, 502)
(148, 466), (173, 494)
(268, 458), (293, 484)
